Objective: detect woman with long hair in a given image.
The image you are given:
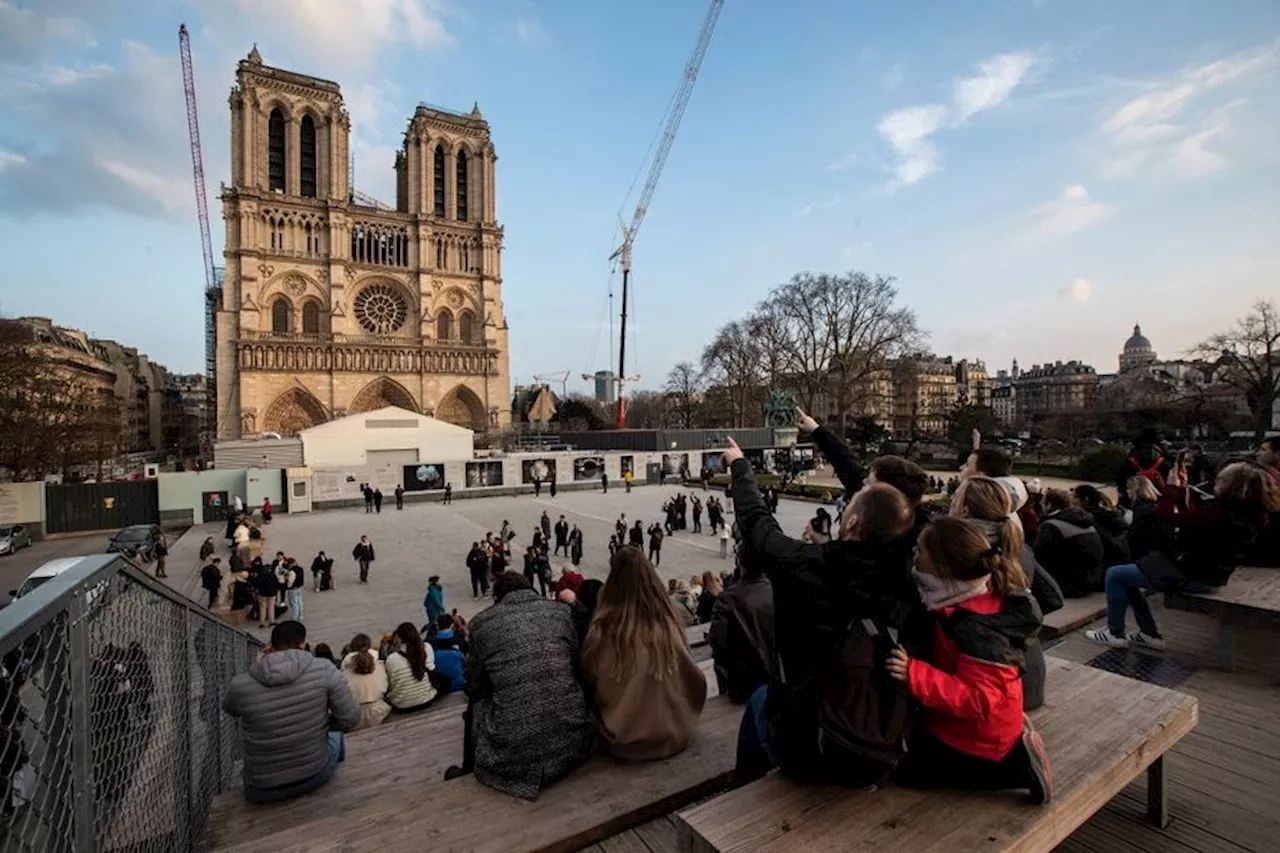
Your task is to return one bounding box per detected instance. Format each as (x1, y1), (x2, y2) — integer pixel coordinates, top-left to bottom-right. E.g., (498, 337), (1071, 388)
(1087, 461), (1280, 650)
(951, 476), (1062, 710)
(697, 570), (724, 624)
(581, 547), (707, 760)
(888, 517), (1050, 804)
(384, 622), (438, 713)
(341, 633), (390, 729)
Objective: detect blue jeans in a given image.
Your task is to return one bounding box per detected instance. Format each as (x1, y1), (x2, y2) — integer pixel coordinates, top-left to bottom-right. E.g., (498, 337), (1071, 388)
(1105, 563), (1159, 638)
(288, 589), (304, 623)
(245, 731), (345, 804)
(734, 685), (777, 786)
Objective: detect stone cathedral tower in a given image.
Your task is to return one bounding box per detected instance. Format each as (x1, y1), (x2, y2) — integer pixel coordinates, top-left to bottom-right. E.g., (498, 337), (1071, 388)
(215, 46), (510, 440)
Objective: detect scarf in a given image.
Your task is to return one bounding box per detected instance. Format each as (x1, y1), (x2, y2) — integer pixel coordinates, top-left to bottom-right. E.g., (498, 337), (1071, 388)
(911, 569), (990, 611)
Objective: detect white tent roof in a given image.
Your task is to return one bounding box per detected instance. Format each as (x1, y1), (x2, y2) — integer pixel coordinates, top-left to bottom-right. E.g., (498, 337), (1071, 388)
(299, 406), (473, 439)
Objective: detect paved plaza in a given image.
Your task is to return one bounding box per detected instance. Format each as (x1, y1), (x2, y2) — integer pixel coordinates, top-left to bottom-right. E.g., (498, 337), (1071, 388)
(171, 484), (820, 651)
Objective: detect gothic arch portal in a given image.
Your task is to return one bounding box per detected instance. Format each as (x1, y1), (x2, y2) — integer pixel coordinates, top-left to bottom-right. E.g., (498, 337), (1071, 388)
(437, 385), (487, 432)
(263, 388), (328, 436)
(349, 377), (417, 415)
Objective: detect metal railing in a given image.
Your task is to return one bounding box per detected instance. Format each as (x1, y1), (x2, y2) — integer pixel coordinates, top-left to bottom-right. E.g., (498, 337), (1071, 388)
(0, 555), (263, 852)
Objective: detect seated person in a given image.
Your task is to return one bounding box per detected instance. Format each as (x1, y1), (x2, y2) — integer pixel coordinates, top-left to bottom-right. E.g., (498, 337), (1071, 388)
(708, 543), (776, 703)
(581, 550), (707, 760)
(668, 578), (699, 627)
(341, 634), (391, 729)
(444, 572), (595, 800)
(221, 621), (361, 803)
(950, 476), (1063, 710)
(384, 622), (438, 713)
(427, 613), (467, 693)
(888, 517), (1051, 804)
(959, 447), (1030, 518)
(1071, 484), (1131, 569)
(1033, 489), (1105, 597)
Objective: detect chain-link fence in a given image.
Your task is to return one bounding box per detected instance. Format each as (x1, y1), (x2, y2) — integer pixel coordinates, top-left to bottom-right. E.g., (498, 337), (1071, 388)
(0, 555), (262, 852)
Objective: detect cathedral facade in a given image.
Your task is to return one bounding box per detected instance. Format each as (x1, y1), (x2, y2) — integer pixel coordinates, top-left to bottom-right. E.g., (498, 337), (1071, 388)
(215, 47), (510, 440)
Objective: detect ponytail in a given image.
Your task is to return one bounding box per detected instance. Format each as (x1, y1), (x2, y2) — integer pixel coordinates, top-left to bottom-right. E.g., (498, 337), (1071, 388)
(985, 550), (1027, 596)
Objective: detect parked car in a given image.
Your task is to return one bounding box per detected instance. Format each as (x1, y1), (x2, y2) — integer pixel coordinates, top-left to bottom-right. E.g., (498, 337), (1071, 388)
(0, 525), (31, 556)
(106, 524), (159, 563)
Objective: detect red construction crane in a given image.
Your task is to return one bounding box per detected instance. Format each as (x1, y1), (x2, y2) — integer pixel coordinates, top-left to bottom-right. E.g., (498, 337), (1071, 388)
(179, 24), (220, 451)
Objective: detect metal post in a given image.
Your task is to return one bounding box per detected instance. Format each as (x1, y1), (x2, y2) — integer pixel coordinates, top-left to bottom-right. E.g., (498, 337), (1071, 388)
(616, 264), (630, 429)
(68, 592), (96, 851)
(1147, 755), (1169, 828)
(180, 609), (195, 849)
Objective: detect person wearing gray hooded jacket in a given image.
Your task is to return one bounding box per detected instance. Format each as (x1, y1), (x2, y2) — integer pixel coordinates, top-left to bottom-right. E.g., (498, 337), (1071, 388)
(223, 621), (362, 803)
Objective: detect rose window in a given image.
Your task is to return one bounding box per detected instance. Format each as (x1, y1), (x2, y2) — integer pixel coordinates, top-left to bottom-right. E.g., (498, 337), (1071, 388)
(354, 284), (408, 335)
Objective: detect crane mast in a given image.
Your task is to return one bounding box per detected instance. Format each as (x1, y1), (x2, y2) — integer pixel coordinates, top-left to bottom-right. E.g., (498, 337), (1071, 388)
(611, 0), (723, 428)
(179, 24), (219, 453)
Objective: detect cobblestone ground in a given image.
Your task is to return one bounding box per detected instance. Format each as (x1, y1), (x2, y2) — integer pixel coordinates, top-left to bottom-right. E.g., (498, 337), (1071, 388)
(171, 484), (819, 652)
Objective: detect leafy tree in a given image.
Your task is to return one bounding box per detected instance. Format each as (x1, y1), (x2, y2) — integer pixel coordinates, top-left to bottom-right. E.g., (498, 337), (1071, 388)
(553, 395), (608, 431)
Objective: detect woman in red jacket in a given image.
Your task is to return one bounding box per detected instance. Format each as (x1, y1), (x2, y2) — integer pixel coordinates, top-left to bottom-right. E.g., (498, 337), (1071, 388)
(887, 516), (1052, 804)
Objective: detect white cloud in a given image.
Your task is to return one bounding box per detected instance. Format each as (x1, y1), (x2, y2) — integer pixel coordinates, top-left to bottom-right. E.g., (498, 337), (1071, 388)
(884, 61), (905, 90)
(516, 16), (545, 45)
(952, 52), (1037, 122)
(45, 63), (114, 85)
(876, 51), (1038, 191)
(0, 151), (26, 171)
(1064, 278), (1093, 301)
(878, 104), (949, 189)
(1100, 42), (1278, 179)
(96, 158), (192, 217)
(1021, 185), (1112, 241)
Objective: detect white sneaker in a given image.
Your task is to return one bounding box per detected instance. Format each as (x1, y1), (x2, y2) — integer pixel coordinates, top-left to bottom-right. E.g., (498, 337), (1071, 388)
(1127, 631), (1166, 651)
(1085, 629), (1129, 648)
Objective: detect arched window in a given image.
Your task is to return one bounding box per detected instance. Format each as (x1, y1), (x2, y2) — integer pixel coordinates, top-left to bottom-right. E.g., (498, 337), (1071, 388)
(268, 108), (286, 192)
(302, 301), (320, 335)
(456, 149), (469, 221)
(433, 146), (445, 217)
(436, 308), (453, 342)
(459, 310), (474, 344)
(271, 298), (292, 334)
(436, 238), (444, 269)
(299, 115), (317, 198)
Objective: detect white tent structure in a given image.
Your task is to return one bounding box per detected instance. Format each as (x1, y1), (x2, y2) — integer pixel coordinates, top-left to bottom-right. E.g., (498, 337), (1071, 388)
(298, 406), (474, 469)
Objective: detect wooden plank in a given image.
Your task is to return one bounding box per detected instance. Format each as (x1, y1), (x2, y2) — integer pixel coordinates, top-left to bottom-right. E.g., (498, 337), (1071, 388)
(1165, 568), (1280, 613)
(686, 623), (709, 649)
(215, 696), (743, 853)
(631, 814), (682, 853)
(677, 658), (1198, 853)
(1041, 593), (1108, 639)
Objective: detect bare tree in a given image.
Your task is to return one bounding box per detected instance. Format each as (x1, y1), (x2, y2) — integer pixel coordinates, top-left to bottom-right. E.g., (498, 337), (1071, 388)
(663, 361), (704, 429)
(1192, 300), (1280, 441)
(700, 321), (763, 428)
(623, 390), (671, 430)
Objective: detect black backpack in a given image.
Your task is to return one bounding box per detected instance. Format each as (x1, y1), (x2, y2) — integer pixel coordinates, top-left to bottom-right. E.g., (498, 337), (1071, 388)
(200, 563), (222, 590)
(289, 567), (305, 589)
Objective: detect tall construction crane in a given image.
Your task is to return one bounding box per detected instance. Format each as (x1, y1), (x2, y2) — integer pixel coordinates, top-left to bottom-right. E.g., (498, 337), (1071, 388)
(179, 24), (219, 453)
(533, 371), (571, 399)
(609, 0), (723, 429)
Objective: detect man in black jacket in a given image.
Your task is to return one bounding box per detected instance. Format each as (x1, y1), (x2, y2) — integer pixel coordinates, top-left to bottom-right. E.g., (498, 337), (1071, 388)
(466, 542), (490, 598)
(1033, 490), (1105, 597)
(553, 516), (570, 557)
(726, 436), (924, 787)
(709, 544), (775, 703)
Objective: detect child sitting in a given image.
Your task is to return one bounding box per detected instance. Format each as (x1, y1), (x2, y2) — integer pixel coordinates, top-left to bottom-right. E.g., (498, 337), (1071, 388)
(886, 516), (1053, 804)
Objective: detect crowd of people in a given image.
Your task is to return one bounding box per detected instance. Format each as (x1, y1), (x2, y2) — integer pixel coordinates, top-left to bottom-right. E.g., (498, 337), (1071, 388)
(218, 420), (1280, 814)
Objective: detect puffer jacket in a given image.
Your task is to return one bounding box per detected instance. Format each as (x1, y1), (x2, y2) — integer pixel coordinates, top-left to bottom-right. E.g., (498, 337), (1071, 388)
(1034, 508), (1105, 597)
(222, 649), (361, 789)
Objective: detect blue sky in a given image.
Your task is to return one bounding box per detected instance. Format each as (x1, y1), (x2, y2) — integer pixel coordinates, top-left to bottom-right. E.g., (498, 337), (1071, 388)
(1, 0), (1277, 393)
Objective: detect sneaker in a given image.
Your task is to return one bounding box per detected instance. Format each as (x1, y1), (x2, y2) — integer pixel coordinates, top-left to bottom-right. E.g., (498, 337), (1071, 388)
(1020, 716), (1053, 805)
(1084, 629), (1128, 648)
(443, 765), (469, 781)
(1127, 631), (1166, 651)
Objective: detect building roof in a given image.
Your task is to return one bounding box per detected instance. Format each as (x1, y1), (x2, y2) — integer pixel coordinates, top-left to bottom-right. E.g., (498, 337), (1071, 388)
(1124, 323), (1153, 353)
(297, 406), (474, 438)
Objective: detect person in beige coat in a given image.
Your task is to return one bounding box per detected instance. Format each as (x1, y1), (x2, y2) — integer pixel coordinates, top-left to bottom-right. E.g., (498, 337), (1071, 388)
(581, 547), (707, 761)
(341, 634), (391, 729)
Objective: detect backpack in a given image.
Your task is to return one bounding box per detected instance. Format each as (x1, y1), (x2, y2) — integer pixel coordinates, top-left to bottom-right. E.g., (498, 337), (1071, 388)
(200, 563), (221, 590)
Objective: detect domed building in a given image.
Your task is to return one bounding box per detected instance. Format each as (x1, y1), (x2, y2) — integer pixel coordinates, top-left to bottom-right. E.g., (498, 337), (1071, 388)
(1119, 324), (1158, 373)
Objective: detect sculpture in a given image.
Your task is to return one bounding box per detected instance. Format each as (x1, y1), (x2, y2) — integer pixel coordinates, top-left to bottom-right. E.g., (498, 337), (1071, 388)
(764, 390), (798, 428)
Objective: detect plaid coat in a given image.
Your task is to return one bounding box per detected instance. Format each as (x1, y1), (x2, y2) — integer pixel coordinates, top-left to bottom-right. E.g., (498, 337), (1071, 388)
(467, 589), (595, 799)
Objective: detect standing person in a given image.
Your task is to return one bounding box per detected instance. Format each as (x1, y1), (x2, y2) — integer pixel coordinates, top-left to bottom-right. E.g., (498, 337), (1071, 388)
(152, 526), (168, 578)
(534, 477), (543, 498)
(262, 497), (273, 524)
(580, 548), (707, 760)
(615, 514), (627, 546)
(549, 476), (557, 498)
(540, 511), (552, 543)
(531, 527), (546, 556)
(311, 551), (334, 592)
(536, 549), (554, 598)
(285, 559), (305, 624)
(692, 497), (703, 533)
(233, 494), (245, 516)
(199, 536), (216, 562)
(373, 488), (383, 514)
(424, 576), (446, 625)
(647, 522), (664, 566)
(601, 471), (609, 494)
(467, 542), (490, 599)
(200, 557), (224, 609)
(394, 485), (405, 510)
(352, 535), (375, 584)
(362, 485), (373, 514)
(569, 525), (584, 566)
(553, 516), (570, 557)
(629, 520), (645, 548)
(499, 520), (514, 545)
(442, 572), (595, 798)
(522, 546), (539, 588)
(624, 469), (633, 493)
(444, 482), (453, 505)
(221, 621), (361, 804)
(251, 561), (280, 630)
(887, 517), (1051, 804)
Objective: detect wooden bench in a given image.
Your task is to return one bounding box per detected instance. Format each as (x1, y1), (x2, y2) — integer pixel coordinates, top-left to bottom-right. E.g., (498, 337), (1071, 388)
(1040, 592), (1108, 640)
(677, 657), (1197, 853)
(1164, 566), (1280, 671)
(687, 623), (709, 649)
